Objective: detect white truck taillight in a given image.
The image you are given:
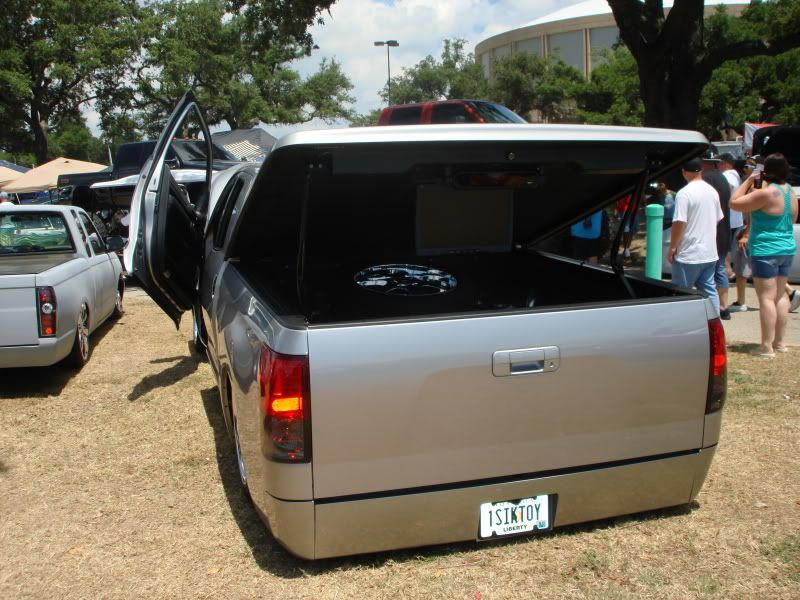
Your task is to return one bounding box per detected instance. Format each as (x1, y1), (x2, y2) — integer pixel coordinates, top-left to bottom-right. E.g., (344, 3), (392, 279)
(36, 286), (57, 338)
(706, 317), (727, 414)
(258, 345), (310, 462)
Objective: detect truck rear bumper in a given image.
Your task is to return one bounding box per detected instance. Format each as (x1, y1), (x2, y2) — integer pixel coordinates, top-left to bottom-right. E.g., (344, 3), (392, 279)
(262, 448), (716, 560)
(0, 330), (74, 368)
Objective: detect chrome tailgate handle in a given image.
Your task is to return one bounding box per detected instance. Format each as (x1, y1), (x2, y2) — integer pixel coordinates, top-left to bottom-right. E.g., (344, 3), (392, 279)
(493, 346), (559, 377)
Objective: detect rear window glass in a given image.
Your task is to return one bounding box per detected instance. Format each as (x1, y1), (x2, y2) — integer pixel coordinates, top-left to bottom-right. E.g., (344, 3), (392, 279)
(0, 213), (74, 254)
(466, 102), (527, 123)
(388, 107), (423, 125)
(431, 103), (471, 124)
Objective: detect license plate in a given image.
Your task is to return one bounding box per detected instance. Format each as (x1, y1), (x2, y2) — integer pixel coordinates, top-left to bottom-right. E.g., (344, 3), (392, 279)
(479, 495), (552, 539)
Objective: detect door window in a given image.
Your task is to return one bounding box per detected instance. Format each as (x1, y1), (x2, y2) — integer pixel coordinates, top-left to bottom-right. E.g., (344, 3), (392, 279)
(214, 176), (248, 249)
(431, 103), (470, 124)
(79, 212), (105, 255)
(388, 106), (422, 125)
(72, 210), (92, 255)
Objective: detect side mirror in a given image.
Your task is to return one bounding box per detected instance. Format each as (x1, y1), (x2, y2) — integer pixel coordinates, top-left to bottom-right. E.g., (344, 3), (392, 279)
(105, 235), (125, 252)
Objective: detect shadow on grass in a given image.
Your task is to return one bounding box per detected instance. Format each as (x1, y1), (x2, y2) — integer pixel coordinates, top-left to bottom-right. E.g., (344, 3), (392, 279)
(0, 316), (116, 399)
(199, 382), (700, 576)
(727, 342), (763, 355)
(127, 342), (201, 402)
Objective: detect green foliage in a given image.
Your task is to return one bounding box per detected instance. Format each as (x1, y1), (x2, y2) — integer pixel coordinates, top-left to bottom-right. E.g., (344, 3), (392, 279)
(491, 52), (583, 122)
(578, 47), (643, 126)
(136, 0), (353, 134)
(49, 120), (108, 163)
(0, 0), (352, 161)
(0, 0), (149, 163)
(348, 109), (382, 128)
(381, 39), (489, 105)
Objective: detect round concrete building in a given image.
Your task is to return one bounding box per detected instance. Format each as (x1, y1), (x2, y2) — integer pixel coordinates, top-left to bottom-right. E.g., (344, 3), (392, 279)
(476, 0), (748, 79)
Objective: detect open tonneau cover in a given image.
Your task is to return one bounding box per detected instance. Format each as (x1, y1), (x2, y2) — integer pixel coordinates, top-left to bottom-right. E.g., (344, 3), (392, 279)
(229, 124), (708, 281)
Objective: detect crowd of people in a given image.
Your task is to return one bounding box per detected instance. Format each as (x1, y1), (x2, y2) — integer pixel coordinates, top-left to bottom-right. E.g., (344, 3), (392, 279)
(569, 151), (798, 357)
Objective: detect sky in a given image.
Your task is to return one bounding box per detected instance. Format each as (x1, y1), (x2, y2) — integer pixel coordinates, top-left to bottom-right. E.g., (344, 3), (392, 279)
(266, 0), (576, 138)
(84, 0), (579, 139)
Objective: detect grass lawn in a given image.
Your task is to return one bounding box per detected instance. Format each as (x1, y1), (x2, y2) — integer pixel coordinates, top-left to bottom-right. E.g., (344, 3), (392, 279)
(1, 293), (798, 599)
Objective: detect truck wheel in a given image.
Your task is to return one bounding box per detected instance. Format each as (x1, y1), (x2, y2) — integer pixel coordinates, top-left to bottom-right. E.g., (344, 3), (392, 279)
(67, 304), (91, 368)
(111, 282), (124, 319)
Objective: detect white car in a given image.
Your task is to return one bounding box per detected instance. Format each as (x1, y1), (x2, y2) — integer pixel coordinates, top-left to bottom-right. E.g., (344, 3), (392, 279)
(0, 205), (125, 368)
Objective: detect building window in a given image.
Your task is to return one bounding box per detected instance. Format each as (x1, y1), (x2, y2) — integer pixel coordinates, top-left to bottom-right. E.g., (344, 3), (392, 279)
(547, 30), (584, 74)
(590, 26), (620, 68)
(494, 44), (512, 60)
(515, 37), (542, 56)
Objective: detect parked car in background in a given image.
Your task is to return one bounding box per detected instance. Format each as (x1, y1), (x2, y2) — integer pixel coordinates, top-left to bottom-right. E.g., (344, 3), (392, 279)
(0, 205), (124, 368)
(378, 99), (526, 125)
(128, 93), (725, 559)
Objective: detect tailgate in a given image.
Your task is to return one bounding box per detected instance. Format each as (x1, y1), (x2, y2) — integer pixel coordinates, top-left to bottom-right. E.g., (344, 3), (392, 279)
(0, 275), (39, 346)
(308, 299), (711, 499)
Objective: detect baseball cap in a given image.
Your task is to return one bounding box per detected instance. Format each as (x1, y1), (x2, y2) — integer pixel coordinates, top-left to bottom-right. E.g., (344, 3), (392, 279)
(682, 158), (702, 172)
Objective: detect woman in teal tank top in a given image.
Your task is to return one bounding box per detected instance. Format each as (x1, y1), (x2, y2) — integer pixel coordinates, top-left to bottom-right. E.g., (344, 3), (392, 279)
(731, 153), (798, 357)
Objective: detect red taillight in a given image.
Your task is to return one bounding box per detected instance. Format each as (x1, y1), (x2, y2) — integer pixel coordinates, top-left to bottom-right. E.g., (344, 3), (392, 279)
(258, 345), (310, 462)
(36, 286), (57, 337)
(707, 318), (727, 414)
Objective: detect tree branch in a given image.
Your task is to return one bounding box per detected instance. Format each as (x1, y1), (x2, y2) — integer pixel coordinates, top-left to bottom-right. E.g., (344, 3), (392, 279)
(706, 31), (800, 71)
(607, 0), (647, 57)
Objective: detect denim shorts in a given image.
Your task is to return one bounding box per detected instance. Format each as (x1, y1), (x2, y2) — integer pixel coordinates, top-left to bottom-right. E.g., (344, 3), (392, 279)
(749, 254), (794, 278)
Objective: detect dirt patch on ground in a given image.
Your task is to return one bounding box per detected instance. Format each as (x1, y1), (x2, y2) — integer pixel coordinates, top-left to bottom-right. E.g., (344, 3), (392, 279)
(1, 293), (799, 599)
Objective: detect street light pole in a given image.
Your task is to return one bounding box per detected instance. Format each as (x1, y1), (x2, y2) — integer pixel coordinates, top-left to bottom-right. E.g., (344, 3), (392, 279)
(374, 40), (399, 105)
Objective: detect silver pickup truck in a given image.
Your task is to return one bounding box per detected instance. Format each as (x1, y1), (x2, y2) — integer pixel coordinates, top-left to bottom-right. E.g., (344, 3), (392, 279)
(127, 94), (726, 559)
(0, 204), (125, 368)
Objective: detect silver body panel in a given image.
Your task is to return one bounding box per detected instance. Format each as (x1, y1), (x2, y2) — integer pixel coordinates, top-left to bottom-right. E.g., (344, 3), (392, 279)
(128, 110), (723, 558)
(307, 299), (710, 499)
(0, 205), (123, 367)
(263, 448), (716, 559)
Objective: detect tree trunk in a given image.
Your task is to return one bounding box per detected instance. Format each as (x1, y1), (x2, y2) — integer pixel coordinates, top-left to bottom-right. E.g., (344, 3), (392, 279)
(30, 105), (50, 165)
(636, 51), (707, 130)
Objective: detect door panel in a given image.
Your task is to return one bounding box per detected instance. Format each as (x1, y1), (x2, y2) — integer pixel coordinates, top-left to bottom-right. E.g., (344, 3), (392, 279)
(124, 92), (211, 326)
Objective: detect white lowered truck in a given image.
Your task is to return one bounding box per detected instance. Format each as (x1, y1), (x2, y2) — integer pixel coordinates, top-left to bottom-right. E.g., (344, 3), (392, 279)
(0, 205), (125, 368)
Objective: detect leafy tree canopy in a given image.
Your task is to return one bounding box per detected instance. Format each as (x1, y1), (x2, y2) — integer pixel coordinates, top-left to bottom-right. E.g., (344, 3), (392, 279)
(490, 52), (583, 122)
(135, 0), (354, 136)
(0, 0), (147, 164)
(378, 39), (489, 105)
(0, 0), (352, 163)
(607, 0), (800, 129)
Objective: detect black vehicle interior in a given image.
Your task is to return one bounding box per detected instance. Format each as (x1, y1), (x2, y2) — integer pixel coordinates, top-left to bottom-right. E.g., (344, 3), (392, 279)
(231, 139), (707, 324)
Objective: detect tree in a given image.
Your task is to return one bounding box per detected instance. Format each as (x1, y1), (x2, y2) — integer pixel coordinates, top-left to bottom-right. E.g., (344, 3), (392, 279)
(380, 39), (489, 105)
(0, 0), (148, 164)
(134, 0), (354, 135)
(49, 119), (108, 163)
(491, 52), (583, 122)
(577, 46), (644, 126)
(607, 0), (800, 130)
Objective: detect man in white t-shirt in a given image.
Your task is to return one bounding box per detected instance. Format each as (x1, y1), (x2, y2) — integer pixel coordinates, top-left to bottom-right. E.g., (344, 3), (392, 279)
(719, 153), (748, 311)
(668, 158), (724, 317)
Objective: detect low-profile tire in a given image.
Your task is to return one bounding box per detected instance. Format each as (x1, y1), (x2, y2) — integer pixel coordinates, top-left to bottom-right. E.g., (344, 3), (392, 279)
(111, 282), (124, 320)
(67, 303), (91, 369)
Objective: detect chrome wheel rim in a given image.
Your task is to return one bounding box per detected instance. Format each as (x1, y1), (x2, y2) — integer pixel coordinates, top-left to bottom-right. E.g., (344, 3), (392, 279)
(77, 304), (89, 360)
(115, 289), (123, 313)
(233, 418), (247, 486)
(192, 309), (200, 343)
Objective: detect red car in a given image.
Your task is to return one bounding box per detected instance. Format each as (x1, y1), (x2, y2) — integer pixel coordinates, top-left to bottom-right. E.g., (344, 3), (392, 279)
(378, 99), (526, 125)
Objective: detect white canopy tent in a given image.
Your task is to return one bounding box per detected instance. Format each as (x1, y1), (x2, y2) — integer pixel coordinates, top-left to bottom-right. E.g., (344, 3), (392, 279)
(2, 157), (107, 193)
